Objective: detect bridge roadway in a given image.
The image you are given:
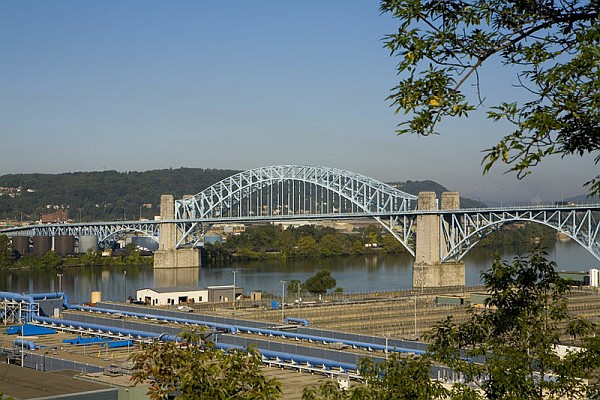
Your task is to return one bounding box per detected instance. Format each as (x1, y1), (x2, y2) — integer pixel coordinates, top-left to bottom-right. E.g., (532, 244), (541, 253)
(3, 202), (600, 261)
(2, 163), (600, 263)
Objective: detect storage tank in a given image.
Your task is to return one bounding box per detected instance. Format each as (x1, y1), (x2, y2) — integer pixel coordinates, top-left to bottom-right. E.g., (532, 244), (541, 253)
(91, 291), (102, 305)
(54, 235), (75, 255)
(32, 236), (52, 256)
(11, 236), (29, 256)
(78, 235), (99, 253)
(590, 268), (599, 287)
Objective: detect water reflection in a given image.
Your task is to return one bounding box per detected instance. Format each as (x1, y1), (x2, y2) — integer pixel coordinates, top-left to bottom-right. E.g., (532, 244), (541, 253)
(0, 240), (597, 304)
(154, 267), (200, 288)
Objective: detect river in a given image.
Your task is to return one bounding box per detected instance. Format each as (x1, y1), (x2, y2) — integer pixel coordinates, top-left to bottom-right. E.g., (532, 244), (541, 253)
(0, 240), (598, 304)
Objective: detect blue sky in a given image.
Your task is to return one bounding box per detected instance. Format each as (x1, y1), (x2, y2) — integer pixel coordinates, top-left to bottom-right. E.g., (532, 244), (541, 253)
(1, 1), (596, 203)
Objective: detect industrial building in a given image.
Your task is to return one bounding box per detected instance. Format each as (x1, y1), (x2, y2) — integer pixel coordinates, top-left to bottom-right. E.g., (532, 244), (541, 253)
(135, 286), (209, 306)
(135, 285), (245, 306)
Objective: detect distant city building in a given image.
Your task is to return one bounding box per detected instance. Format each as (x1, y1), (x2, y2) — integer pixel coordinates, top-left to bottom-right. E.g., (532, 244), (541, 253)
(41, 209), (68, 223)
(209, 223), (246, 235)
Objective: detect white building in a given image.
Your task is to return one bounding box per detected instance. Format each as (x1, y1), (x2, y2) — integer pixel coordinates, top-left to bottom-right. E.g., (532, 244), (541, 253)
(136, 286), (209, 306)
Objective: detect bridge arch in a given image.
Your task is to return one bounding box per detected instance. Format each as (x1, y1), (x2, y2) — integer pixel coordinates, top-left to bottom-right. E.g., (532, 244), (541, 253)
(441, 208), (600, 262)
(173, 165), (417, 248)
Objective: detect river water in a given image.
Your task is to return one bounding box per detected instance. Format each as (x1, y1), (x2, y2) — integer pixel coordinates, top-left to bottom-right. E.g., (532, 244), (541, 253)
(1, 240), (598, 304)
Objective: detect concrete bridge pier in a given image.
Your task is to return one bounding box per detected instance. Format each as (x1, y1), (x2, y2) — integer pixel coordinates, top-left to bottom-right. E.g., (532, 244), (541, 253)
(413, 192), (465, 288)
(153, 195), (201, 269)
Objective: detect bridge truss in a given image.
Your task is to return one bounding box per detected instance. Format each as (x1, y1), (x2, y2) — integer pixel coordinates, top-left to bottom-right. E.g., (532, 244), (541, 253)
(173, 165), (418, 248)
(1, 163), (599, 263)
(440, 205), (600, 262)
(0, 221), (160, 248)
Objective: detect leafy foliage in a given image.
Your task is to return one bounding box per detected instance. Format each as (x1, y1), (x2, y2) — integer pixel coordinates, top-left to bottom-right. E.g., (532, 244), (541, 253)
(131, 330), (282, 399)
(477, 222), (556, 247)
(287, 279), (304, 296)
(224, 224), (405, 260)
(302, 354), (448, 400)
(303, 269), (337, 294)
(427, 248), (600, 399)
(381, 0), (600, 196)
(0, 235), (17, 268)
(303, 249), (600, 399)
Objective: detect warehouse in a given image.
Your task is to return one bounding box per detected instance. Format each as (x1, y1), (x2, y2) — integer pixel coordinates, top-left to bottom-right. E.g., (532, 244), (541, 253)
(136, 286), (209, 306)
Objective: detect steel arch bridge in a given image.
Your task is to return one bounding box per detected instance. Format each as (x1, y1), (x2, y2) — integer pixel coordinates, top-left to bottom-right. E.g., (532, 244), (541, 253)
(0, 221), (160, 249)
(1, 165), (599, 263)
(439, 206), (600, 262)
(173, 165), (418, 248)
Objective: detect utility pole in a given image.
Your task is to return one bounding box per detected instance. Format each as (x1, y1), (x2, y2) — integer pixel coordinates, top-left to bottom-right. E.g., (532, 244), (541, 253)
(280, 280), (287, 323)
(297, 281), (301, 318)
(232, 270), (238, 310)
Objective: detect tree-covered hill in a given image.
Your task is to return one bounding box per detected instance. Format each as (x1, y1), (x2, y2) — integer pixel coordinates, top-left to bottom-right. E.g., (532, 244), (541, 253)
(0, 168), (484, 221)
(0, 168), (239, 221)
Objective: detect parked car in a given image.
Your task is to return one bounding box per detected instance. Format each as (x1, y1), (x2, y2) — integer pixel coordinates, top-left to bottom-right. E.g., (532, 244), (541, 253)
(177, 305), (194, 312)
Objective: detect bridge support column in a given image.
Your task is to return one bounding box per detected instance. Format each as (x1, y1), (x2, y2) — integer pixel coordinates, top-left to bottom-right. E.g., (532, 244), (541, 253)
(154, 194), (201, 269)
(413, 192), (465, 288)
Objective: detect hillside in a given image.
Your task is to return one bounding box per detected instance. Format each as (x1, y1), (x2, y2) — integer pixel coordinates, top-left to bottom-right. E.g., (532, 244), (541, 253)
(389, 180), (487, 208)
(0, 168), (239, 222)
(0, 169), (483, 221)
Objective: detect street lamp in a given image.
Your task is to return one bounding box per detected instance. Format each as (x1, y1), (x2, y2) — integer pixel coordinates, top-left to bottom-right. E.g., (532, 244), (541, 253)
(56, 273), (63, 293)
(280, 280), (287, 323)
(232, 270), (238, 310)
(297, 281), (301, 318)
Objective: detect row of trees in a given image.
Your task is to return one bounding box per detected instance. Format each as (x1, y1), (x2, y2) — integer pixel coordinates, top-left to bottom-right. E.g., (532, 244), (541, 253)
(222, 224), (406, 261)
(477, 222), (556, 248)
(132, 250), (600, 399)
(211, 222), (556, 263)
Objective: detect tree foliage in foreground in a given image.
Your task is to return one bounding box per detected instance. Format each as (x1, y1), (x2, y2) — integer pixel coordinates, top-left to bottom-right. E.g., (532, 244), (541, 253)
(427, 249), (600, 399)
(303, 249), (600, 399)
(303, 354), (448, 400)
(130, 330), (282, 399)
(380, 0), (599, 196)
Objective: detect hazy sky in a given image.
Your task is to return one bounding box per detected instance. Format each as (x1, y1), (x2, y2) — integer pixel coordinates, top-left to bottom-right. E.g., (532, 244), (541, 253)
(1, 1), (596, 203)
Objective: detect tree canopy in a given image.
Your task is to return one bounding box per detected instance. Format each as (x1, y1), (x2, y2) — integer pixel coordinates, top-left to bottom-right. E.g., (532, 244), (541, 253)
(303, 354), (446, 400)
(131, 330), (282, 399)
(304, 269), (337, 294)
(302, 249), (600, 399)
(380, 0), (599, 196)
